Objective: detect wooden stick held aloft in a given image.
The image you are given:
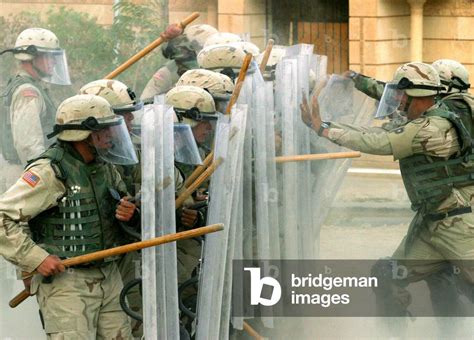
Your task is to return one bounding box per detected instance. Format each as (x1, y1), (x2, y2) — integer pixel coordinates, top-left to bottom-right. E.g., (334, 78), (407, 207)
(259, 39), (275, 73)
(183, 152), (213, 188)
(183, 53), (253, 189)
(226, 53), (253, 115)
(104, 12), (200, 79)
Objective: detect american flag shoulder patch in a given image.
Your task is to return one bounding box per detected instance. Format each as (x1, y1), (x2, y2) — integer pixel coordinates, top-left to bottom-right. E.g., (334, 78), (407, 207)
(21, 89), (39, 98)
(22, 171), (40, 188)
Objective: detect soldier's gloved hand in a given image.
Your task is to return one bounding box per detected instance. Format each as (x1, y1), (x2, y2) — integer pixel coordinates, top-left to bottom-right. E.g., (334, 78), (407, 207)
(36, 255), (65, 277)
(181, 208), (199, 228)
(116, 197), (136, 222)
(162, 23), (183, 40)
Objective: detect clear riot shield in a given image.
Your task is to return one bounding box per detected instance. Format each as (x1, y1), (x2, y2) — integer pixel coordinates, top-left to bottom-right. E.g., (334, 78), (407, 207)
(141, 99), (180, 339)
(276, 58), (299, 259)
(195, 115), (230, 339)
(219, 105), (248, 337)
(237, 77), (254, 262)
(264, 80), (281, 260)
(309, 80), (377, 256)
(318, 74), (356, 121)
(274, 44), (326, 260)
(196, 105), (248, 340)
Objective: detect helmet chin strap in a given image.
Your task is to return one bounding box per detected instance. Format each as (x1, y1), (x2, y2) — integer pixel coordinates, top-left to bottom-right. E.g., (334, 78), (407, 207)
(85, 137), (98, 158)
(399, 95), (413, 118)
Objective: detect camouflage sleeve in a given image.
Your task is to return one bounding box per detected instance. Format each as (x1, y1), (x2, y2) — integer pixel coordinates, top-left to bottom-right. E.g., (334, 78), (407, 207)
(140, 62), (179, 101)
(388, 117), (460, 160)
(110, 164), (130, 197)
(330, 121), (386, 134)
(327, 116), (460, 160)
(353, 74), (385, 101)
(175, 165), (185, 193)
(326, 123), (393, 155)
(0, 160), (65, 272)
(10, 85), (46, 164)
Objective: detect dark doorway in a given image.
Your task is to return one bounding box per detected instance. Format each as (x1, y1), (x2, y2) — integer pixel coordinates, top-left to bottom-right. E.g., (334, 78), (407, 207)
(271, 0), (349, 74)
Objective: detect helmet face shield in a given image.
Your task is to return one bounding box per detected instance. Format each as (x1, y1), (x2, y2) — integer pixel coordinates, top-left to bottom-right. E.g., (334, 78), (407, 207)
(91, 116), (138, 165)
(174, 123), (203, 165)
(128, 106), (145, 138)
(34, 48), (71, 85)
(375, 83), (406, 119)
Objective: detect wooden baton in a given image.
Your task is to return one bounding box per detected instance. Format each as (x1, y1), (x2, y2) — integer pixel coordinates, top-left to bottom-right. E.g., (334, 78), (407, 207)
(9, 223), (224, 308)
(176, 157), (224, 209)
(275, 151), (361, 163)
(183, 53), (253, 189)
(104, 12), (200, 79)
(259, 39), (275, 73)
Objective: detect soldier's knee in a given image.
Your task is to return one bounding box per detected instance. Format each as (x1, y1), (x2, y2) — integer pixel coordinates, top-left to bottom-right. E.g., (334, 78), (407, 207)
(370, 259), (412, 316)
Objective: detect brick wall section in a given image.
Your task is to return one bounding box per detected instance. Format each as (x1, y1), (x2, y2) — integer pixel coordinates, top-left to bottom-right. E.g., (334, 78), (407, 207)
(349, 0), (411, 82)
(0, 0), (114, 25)
(423, 0), (474, 86)
(218, 0), (267, 49)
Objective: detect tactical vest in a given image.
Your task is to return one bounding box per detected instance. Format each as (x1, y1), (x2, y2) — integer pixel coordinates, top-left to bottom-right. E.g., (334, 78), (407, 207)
(0, 75), (56, 163)
(28, 143), (126, 259)
(442, 92), (474, 136)
(398, 107), (474, 212)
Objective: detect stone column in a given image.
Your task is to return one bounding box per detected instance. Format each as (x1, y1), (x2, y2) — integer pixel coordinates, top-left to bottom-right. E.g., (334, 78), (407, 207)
(407, 0), (427, 61)
(207, 0), (218, 28)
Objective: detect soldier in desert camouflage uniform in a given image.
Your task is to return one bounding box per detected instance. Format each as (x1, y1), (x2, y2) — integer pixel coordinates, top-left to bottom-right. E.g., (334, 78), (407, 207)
(0, 28), (71, 192)
(0, 94), (138, 339)
(302, 62), (474, 319)
(165, 85), (220, 285)
(140, 24), (218, 101)
(432, 59), (473, 135)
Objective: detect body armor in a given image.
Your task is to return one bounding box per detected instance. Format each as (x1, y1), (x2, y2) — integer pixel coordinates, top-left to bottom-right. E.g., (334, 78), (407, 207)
(29, 143), (126, 259)
(441, 92), (474, 136)
(399, 107), (474, 213)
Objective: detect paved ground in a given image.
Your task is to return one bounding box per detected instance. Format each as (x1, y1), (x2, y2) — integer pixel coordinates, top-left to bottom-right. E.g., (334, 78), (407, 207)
(302, 171), (474, 340)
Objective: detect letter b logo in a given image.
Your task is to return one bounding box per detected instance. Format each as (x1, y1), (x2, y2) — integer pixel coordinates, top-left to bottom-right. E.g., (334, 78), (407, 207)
(244, 267), (282, 306)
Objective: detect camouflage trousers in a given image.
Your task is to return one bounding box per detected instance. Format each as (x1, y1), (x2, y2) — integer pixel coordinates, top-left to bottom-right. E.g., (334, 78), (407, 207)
(376, 212), (474, 318)
(31, 261), (132, 339)
(392, 212), (474, 284)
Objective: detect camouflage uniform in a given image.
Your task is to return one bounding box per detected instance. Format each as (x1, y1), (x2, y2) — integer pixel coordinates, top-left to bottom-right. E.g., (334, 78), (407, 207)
(0, 142), (133, 339)
(325, 104), (474, 307)
(0, 71), (56, 192)
(166, 85), (219, 285)
(141, 60), (183, 101)
(0, 94), (135, 339)
(140, 24), (217, 101)
(442, 93), (473, 135)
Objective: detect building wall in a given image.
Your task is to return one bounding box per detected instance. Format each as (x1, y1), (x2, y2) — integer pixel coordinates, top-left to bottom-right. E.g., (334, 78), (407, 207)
(349, 0), (474, 83)
(423, 0), (474, 82)
(1, 0), (267, 47)
(0, 0), (115, 25)
(349, 0), (411, 81)
(217, 0), (267, 48)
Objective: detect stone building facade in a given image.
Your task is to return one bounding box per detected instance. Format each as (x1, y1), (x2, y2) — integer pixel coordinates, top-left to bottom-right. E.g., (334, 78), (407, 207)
(2, 0), (472, 82)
